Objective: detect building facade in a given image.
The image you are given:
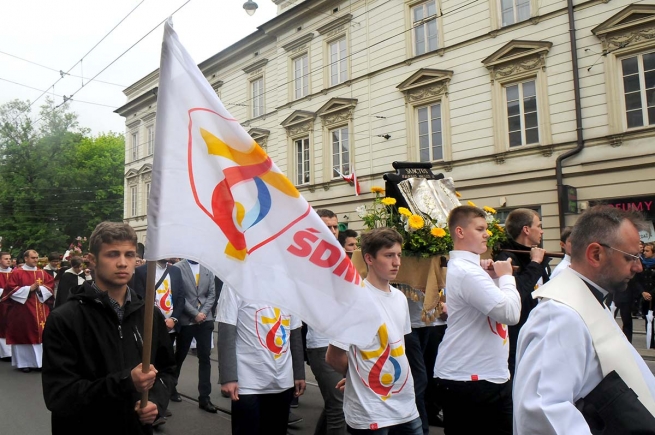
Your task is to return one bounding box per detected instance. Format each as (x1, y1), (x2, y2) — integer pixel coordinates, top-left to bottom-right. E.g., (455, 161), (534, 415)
(117, 0), (655, 249)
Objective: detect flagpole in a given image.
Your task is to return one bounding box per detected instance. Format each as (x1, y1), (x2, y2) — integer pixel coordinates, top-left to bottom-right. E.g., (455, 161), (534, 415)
(140, 260), (157, 407)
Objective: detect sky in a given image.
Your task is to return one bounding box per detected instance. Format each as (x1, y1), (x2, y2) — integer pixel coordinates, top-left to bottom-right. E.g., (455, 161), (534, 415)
(0, 0), (278, 135)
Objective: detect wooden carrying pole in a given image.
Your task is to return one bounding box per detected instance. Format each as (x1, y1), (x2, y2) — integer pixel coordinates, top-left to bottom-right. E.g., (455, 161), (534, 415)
(140, 260), (157, 408)
(500, 249), (565, 259)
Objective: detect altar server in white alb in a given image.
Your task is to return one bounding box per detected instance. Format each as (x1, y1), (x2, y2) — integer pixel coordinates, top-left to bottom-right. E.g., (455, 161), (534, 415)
(434, 205), (519, 435)
(327, 228), (421, 434)
(549, 226), (572, 279)
(514, 206), (655, 434)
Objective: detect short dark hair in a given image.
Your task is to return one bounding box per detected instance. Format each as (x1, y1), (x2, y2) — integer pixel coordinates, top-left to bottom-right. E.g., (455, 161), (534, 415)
(360, 228), (403, 259)
(645, 242), (655, 251)
(315, 209), (337, 219)
(70, 257), (83, 268)
(570, 205), (646, 262)
(560, 226), (573, 244)
(89, 222), (137, 257)
(338, 229), (358, 248)
(48, 252), (60, 261)
(505, 208), (539, 240)
(448, 205), (486, 235)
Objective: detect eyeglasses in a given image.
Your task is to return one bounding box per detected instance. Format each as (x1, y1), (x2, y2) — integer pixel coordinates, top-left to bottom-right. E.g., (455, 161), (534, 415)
(598, 243), (641, 263)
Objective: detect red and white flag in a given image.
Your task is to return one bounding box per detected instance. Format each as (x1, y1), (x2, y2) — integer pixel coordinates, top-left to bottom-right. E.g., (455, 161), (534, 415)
(145, 20), (380, 346)
(334, 168), (360, 196)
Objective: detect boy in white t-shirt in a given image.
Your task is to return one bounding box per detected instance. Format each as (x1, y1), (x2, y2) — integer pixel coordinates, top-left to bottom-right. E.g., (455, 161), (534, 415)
(326, 228), (421, 434)
(433, 205), (520, 435)
(217, 285), (306, 435)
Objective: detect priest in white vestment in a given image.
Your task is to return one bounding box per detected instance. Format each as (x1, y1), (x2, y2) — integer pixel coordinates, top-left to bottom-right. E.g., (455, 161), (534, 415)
(514, 206), (655, 434)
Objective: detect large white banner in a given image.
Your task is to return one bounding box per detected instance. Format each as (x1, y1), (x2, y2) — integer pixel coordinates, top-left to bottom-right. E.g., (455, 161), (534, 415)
(145, 20), (380, 346)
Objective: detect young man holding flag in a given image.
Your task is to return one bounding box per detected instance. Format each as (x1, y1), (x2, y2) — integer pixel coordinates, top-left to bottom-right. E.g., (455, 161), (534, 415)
(42, 222), (176, 434)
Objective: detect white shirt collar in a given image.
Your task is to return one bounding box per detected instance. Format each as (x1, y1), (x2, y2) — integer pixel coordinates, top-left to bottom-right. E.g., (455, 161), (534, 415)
(570, 268), (608, 299)
(22, 265), (36, 271)
(449, 250), (481, 265)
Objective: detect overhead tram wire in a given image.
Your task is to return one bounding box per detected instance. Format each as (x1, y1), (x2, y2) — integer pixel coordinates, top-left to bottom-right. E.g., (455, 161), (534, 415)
(8, 0), (147, 122)
(0, 50), (128, 87)
(0, 77), (119, 109)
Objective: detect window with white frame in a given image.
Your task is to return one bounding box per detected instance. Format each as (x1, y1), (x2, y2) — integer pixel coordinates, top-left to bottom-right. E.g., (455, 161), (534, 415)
(331, 127), (350, 178)
(294, 137), (310, 185)
(505, 80), (539, 147)
(621, 52), (655, 129)
(131, 132), (138, 161)
(294, 54), (309, 100)
(147, 126), (155, 155)
(329, 38), (348, 86)
(412, 0), (438, 56)
(251, 77), (264, 118)
(130, 186), (138, 217)
(417, 103), (443, 161)
(500, 0), (530, 27)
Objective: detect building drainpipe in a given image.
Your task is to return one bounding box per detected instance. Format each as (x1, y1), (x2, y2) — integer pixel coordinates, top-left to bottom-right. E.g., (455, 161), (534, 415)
(556, 0), (585, 231)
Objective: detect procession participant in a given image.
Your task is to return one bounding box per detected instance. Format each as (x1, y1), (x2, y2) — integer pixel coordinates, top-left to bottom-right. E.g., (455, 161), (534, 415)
(338, 229), (359, 253)
(43, 252), (61, 278)
(42, 221), (176, 434)
(0, 251), (13, 360)
(171, 259), (217, 411)
(550, 227), (572, 279)
(514, 206), (655, 433)
(434, 205), (519, 435)
(326, 228), (421, 434)
(306, 208), (347, 434)
(217, 284), (306, 434)
(2, 249), (55, 372)
(54, 256), (85, 307)
(494, 208), (549, 375)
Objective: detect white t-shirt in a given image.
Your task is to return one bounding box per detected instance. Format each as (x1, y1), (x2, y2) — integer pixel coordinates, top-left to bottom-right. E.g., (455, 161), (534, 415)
(306, 326), (330, 349)
(331, 280), (419, 430)
(434, 250), (519, 383)
(154, 264), (173, 321)
(217, 285), (301, 395)
(408, 298), (445, 329)
(550, 254), (571, 279)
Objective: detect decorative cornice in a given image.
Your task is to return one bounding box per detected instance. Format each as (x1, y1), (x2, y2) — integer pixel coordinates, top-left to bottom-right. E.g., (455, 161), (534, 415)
(592, 4), (655, 37)
(282, 33), (315, 52)
(316, 14), (352, 35)
(405, 83), (449, 103)
(489, 55), (546, 81)
(127, 120), (141, 129)
(243, 58), (269, 74)
(482, 40), (553, 68)
(211, 80), (224, 91)
(141, 112), (156, 122)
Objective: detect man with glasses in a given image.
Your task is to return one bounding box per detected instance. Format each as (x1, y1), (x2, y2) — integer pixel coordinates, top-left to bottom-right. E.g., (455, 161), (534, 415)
(514, 206), (655, 433)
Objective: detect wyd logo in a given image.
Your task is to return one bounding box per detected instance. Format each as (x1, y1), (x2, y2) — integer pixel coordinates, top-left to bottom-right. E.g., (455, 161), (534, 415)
(187, 108), (300, 262)
(356, 324), (409, 401)
(487, 317), (508, 344)
(255, 307), (291, 359)
(156, 280), (172, 315)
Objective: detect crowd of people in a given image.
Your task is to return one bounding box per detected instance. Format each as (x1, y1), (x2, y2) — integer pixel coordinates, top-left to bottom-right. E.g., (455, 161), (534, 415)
(0, 204), (654, 434)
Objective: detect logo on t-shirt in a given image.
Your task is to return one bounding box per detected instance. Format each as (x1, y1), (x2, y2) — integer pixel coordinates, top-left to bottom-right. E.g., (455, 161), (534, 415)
(487, 317), (508, 345)
(255, 306), (291, 359)
(356, 324), (409, 401)
(155, 279), (172, 316)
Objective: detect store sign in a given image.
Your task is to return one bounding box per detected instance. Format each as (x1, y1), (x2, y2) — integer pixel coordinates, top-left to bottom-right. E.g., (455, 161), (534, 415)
(589, 195), (655, 241)
(562, 185), (577, 214)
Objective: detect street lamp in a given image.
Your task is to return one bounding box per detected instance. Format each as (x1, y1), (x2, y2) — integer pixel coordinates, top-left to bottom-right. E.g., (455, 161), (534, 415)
(243, 0), (258, 16)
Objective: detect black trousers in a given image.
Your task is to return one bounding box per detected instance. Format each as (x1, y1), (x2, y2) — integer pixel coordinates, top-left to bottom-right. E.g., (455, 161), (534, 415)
(231, 388), (294, 435)
(414, 325), (446, 423)
(174, 321), (214, 401)
(435, 378), (512, 435)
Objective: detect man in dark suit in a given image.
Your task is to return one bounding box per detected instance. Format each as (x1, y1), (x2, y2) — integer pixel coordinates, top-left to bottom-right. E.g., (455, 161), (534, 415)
(173, 259), (217, 412)
(132, 259), (185, 339)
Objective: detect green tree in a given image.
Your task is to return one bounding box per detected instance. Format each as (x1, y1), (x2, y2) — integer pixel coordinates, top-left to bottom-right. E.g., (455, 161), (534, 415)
(0, 98), (124, 257)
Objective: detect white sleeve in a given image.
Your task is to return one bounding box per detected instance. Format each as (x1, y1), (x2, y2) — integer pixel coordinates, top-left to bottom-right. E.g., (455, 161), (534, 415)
(402, 296), (412, 335)
(10, 286), (31, 304)
(329, 340), (350, 351)
(486, 275), (521, 325)
(513, 301), (594, 435)
(216, 284), (239, 326)
(462, 270), (520, 325)
(0, 288), (3, 297)
(37, 287), (53, 303)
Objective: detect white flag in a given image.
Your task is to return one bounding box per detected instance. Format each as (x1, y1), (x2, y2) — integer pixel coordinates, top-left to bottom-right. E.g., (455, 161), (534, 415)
(146, 20), (380, 346)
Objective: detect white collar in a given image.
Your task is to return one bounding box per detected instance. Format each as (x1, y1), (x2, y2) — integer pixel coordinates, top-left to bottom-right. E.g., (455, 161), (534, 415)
(449, 250), (481, 265)
(22, 265), (37, 271)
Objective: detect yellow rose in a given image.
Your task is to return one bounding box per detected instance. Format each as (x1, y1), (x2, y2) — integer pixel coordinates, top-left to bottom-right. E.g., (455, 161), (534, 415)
(467, 200), (477, 207)
(483, 206), (497, 214)
(381, 197), (397, 206)
(431, 227), (446, 238)
(398, 207), (412, 217)
(486, 229), (493, 236)
(371, 186), (385, 194)
(408, 215), (424, 230)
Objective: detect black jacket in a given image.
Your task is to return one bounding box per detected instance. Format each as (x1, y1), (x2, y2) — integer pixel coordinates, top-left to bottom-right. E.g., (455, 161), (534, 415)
(54, 268), (84, 308)
(495, 239), (551, 374)
(132, 264), (185, 332)
(42, 281), (176, 435)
